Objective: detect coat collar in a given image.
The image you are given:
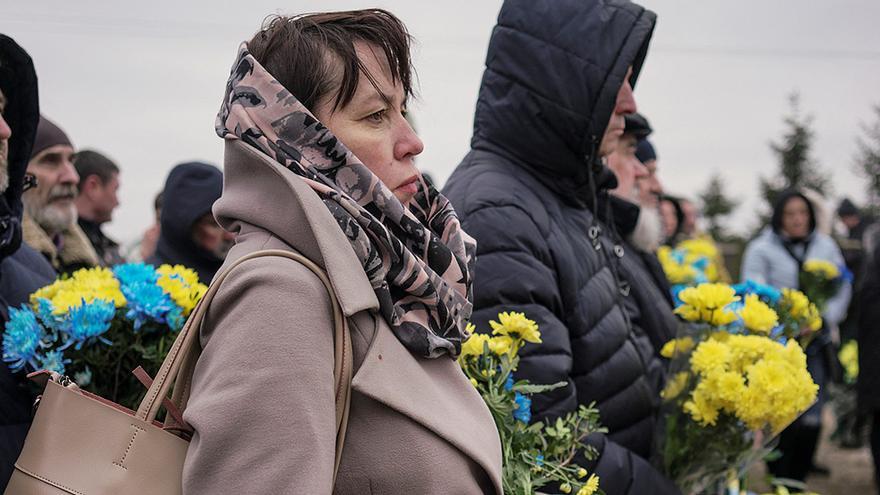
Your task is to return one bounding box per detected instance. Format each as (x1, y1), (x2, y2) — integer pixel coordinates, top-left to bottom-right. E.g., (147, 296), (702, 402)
(22, 213), (99, 271)
(216, 139), (377, 317)
(351, 314), (503, 493)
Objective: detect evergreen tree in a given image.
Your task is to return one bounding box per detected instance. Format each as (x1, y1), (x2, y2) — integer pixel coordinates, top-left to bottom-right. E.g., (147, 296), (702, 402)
(759, 93), (830, 214)
(699, 173), (737, 241)
(854, 104), (880, 213)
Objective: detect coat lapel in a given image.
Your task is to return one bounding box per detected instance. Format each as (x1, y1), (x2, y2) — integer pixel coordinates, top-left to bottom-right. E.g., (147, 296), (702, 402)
(351, 318), (503, 493)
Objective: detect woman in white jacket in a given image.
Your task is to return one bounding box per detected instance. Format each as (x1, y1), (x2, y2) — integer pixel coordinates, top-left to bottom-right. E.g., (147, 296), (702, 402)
(741, 188), (851, 483)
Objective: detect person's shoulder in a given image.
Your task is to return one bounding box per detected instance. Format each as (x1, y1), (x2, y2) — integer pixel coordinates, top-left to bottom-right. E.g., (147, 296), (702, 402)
(444, 150), (552, 226)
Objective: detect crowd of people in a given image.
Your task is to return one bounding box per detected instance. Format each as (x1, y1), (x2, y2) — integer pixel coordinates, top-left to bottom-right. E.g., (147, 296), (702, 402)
(0, 1), (877, 493)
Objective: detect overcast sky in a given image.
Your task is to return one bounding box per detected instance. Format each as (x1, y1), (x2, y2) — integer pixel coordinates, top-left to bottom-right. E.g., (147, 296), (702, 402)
(2, 0), (879, 242)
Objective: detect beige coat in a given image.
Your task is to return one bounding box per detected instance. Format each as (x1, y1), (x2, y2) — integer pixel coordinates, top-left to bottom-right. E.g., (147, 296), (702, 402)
(182, 140), (503, 494)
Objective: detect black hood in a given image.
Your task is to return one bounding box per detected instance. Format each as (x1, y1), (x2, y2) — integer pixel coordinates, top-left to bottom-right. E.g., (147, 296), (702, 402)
(471, 0), (656, 206)
(771, 188), (816, 238)
(0, 35), (39, 259)
(152, 162), (223, 283)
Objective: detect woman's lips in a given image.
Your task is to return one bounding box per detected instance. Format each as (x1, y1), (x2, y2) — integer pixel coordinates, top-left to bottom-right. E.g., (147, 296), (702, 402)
(395, 176), (420, 196)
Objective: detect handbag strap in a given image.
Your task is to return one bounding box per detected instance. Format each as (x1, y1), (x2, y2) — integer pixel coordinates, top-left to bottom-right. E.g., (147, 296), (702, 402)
(134, 249), (353, 481)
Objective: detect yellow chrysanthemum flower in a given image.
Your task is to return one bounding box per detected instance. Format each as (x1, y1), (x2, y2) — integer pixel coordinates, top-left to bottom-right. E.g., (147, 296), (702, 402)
(156, 264), (207, 316)
(679, 283), (739, 312)
(660, 337), (695, 358)
(459, 333), (489, 360)
(31, 267), (126, 314)
(839, 340), (859, 381)
(803, 259), (840, 280)
(739, 294), (779, 333)
(690, 340), (731, 376)
(577, 474), (600, 495)
(780, 289), (810, 318)
(488, 335), (514, 356)
(677, 238), (719, 258)
(489, 312), (542, 344)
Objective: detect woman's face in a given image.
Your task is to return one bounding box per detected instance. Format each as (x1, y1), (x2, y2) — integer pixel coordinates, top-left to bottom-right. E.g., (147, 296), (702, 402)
(660, 200), (679, 239)
(782, 196), (811, 239)
(314, 42), (424, 205)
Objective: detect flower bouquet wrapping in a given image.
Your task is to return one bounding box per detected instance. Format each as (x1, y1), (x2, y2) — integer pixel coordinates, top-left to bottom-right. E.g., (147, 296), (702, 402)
(2, 263), (207, 409)
(655, 283), (819, 495)
(458, 312), (605, 495)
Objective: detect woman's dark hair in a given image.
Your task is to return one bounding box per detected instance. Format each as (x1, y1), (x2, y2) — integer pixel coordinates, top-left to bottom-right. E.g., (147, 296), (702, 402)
(771, 189), (816, 236)
(248, 9), (414, 113)
(661, 195), (685, 242)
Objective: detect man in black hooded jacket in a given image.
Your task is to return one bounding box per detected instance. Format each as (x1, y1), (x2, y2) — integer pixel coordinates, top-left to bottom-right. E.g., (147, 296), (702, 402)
(443, 1), (679, 493)
(147, 162), (232, 284)
(0, 35), (58, 489)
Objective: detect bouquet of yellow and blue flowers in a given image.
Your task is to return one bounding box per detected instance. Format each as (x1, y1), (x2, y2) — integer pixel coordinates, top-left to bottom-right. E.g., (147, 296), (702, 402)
(656, 283), (818, 494)
(799, 259), (850, 312)
(2, 263), (206, 409)
(731, 280), (822, 347)
(459, 312), (605, 495)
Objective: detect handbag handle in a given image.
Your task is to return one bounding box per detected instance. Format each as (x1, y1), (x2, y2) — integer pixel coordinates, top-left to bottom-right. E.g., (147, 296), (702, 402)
(134, 249), (353, 479)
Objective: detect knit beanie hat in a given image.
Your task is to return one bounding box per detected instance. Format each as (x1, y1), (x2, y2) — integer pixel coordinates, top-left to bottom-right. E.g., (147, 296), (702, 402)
(30, 115), (72, 160)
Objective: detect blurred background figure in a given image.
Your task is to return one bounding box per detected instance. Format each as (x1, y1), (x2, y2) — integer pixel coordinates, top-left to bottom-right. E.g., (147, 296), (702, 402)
(741, 189), (852, 484)
(123, 190), (162, 263)
(21, 116), (98, 273)
(660, 194), (684, 246)
(147, 162), (231, 283)
(73, 149), (124, 266)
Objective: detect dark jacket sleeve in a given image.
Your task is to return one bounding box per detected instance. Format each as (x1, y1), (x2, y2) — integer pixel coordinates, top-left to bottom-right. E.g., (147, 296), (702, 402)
(584, 434), (682, 495)
(461, 203), (579, 420)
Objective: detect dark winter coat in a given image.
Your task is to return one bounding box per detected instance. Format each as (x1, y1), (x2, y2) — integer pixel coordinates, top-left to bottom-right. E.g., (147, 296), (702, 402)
(605, 195), (678, 353)
(148, 162), (223, 283)
(0, 34), (58, 489)
(78, 217), (125, 266)
(858, 239), (880, 411)
(443, 1), (679, 493)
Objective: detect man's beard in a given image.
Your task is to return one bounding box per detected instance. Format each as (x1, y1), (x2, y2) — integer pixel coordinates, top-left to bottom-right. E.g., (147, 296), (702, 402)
(629, 205), (664, 252)
(23, 184), (78, 235)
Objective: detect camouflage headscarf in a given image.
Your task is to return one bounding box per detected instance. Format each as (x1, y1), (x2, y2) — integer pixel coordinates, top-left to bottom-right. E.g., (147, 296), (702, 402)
(216, 43), (476, 358)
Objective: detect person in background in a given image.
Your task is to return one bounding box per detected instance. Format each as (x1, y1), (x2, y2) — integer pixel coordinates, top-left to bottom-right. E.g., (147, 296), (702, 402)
(858, 232), (880, 495)
(443, 0), (680, 492)
(741, 189), (852, 484)
(0, 34), (57, 490)
(123, 191), (162, 263)
(837, 198), (876, 342)
(21, 116), (99, 273)
(679, 198), (698, 238)
(635, 137), (662, 210)
(605, 112), (677, 351)
(73, 149), (124, 266)
(660, 194), (684, 245)
(147, 162), (230, 283)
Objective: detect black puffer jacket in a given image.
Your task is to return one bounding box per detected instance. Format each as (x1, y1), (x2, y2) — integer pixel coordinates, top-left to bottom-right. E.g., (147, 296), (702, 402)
(0, 35), (57, 489)
(605, 194), (678, 353)
(444, 1), (678, 493)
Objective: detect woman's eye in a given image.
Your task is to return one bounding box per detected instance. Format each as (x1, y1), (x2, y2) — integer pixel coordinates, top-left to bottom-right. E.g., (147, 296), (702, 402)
(367, 109), (387, 122)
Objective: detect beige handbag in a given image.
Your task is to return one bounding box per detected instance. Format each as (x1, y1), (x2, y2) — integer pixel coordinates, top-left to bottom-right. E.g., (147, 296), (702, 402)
(5, 249), (353, 494)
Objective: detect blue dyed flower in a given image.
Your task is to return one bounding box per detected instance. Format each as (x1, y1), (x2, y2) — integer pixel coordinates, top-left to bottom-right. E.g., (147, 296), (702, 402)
(504, 373), (514, 391)
(2, 306), (46, 371)
(513, 392), (532, 424)
(670, 284), (688, 307)
(121, 282), (175, 330)
(63, 299), (114, 350)
(166, 307), (185, 332)
(38, 349), (70, 374)
(732, 279), (781, 305)
(34, 298), (69, 334)
(840, 265), (854, 284)
(535, 454), (545, 467)
(113, 263), (158, 287)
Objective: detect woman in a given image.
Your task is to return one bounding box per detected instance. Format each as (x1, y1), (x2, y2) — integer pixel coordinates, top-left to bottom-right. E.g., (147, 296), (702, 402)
(660, 195), (684, 246)
(741, 189), (851, 483)
(182, 11), (502, 494)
